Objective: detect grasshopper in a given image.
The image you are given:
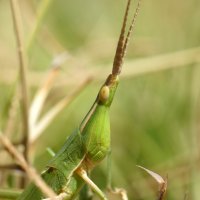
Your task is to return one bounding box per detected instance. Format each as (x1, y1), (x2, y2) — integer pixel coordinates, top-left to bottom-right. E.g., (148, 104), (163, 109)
(18, 0), (141, 199)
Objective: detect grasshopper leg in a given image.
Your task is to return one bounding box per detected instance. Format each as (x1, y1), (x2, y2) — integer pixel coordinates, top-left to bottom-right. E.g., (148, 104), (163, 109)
(75, 167), (108, 200)
(106, 149), (112, 189)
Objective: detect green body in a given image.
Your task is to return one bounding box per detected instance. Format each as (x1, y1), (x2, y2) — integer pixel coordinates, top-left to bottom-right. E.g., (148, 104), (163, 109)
(18, 75), (119, 200)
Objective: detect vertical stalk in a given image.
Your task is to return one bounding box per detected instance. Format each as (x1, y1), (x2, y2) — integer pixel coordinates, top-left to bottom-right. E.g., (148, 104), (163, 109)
(10, 0), (30, 163)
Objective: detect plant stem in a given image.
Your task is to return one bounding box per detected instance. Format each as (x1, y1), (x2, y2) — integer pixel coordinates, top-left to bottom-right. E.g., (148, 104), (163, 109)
(0, 132), (56, 198)
(10, 0), (30, 163)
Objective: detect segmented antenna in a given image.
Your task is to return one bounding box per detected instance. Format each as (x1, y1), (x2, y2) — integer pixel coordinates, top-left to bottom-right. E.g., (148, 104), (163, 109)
(112, 0), (141, 77)
(112, 0), (131, 76)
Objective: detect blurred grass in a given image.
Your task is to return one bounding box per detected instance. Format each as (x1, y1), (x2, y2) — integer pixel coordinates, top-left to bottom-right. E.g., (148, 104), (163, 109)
(0, 0), (200, 199)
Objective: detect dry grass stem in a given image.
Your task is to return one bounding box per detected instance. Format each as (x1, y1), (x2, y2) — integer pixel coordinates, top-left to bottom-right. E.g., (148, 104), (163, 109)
(122, 47), (200, 78)
(1, 46), (200, 88)
(0, 132), (56, 198)
(80, 46), (200, 81)
(10, 0), (30, 161)
(30, 77), (92, 143)
(29, 68), (58, 131)
(4, 86), (19, 138)
(29, 53), (68, 134)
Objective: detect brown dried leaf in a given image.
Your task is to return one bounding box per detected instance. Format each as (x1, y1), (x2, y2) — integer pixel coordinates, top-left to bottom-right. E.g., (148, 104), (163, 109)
(137, 165), (167, 200)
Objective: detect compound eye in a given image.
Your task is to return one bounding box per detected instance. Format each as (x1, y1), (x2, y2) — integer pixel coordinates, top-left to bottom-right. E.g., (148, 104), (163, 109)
(99, 86), (110, 103)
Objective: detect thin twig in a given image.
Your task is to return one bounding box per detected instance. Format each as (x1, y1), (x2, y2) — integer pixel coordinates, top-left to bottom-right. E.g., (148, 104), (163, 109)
(30, 77), (92, 143)
(0, 140), (22, 151)
(0, 132), (56, 198)
(10, 0), (30, 162)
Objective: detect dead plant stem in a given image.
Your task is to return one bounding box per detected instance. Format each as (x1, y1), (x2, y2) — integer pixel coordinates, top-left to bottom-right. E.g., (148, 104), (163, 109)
(0, 132), (56, 198)
(10, 0), (30, 162)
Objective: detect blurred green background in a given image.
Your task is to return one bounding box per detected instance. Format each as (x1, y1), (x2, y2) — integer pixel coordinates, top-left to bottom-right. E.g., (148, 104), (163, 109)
(0, 0), (200, 199)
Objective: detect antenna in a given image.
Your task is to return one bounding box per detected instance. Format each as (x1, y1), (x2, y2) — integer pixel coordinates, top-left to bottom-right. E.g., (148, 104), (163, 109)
(112, 0), (141, 77)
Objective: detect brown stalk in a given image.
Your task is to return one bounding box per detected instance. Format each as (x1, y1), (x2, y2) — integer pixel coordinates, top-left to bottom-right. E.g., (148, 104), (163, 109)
(0, 132), (56, 198)
(10, 0), (30, 162)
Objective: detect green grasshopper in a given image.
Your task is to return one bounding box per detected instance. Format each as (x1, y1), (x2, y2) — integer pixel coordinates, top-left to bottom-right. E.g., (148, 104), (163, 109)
(18, 0), (141, 199)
